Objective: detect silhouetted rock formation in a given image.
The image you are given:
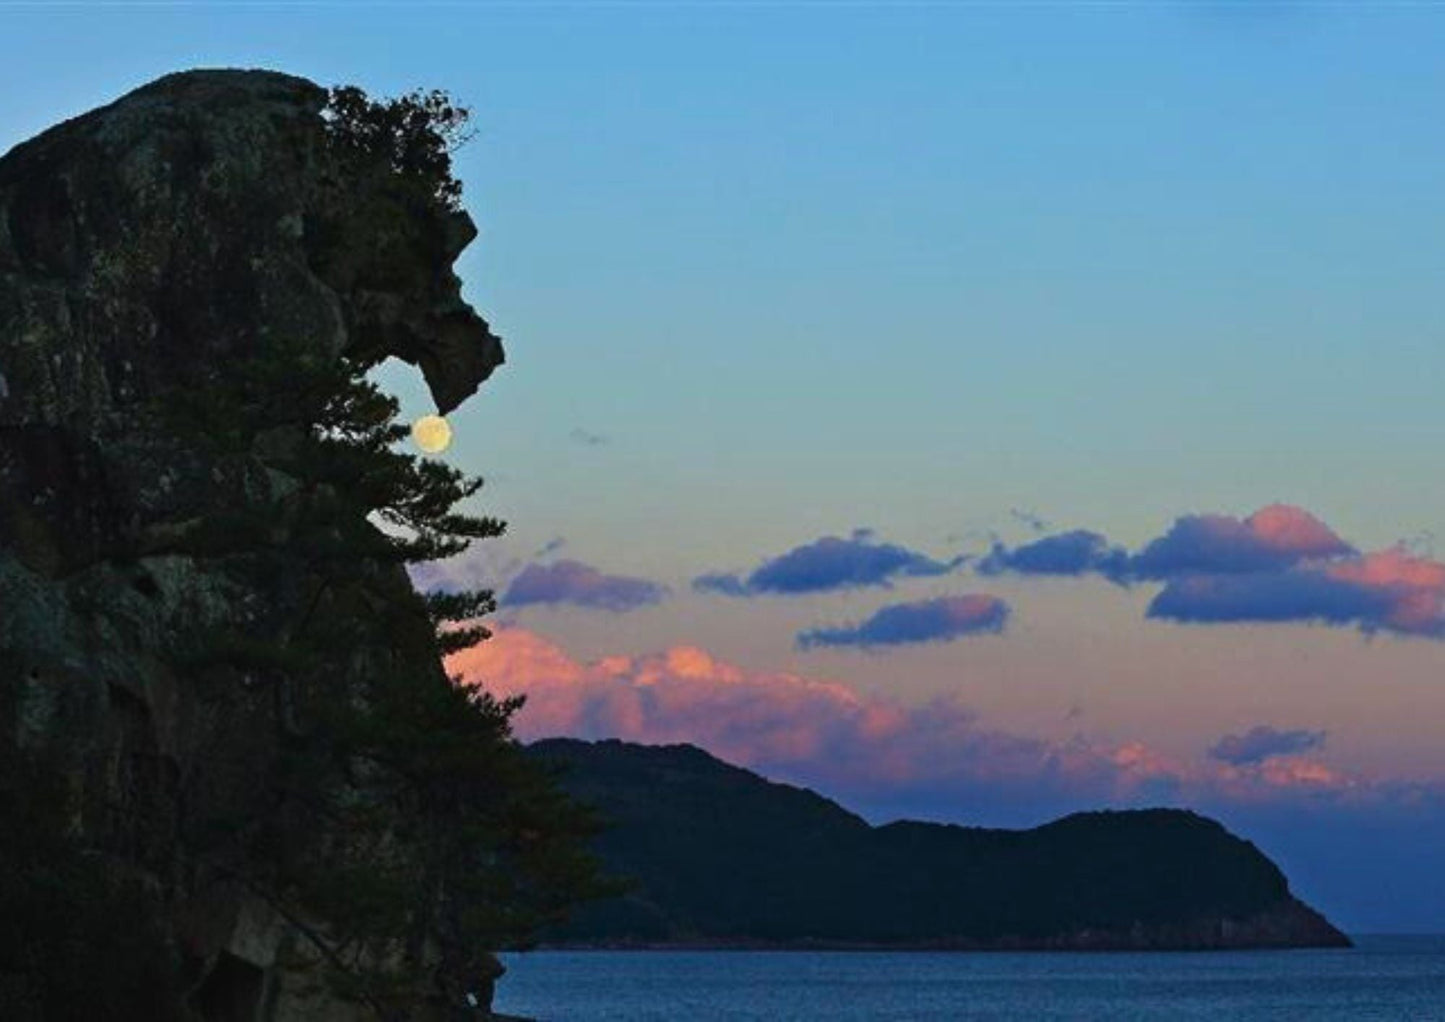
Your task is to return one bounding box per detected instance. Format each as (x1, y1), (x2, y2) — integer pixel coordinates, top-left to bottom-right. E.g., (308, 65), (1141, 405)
(0, 70), (506, 1019)
(532, 739), (1351, 951)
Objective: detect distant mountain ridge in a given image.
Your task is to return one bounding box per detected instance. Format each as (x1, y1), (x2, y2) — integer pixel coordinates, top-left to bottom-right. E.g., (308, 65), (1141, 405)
(529, 738), (1350, 950)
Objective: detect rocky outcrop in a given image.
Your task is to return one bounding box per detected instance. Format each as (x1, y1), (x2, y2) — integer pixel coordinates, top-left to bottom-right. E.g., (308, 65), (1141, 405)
(0, 70), (505, 1018)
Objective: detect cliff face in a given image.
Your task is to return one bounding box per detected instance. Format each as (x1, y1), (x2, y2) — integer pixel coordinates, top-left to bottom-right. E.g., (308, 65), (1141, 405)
(0, 71), (504, 1019)
(532, 739), (1351, 951)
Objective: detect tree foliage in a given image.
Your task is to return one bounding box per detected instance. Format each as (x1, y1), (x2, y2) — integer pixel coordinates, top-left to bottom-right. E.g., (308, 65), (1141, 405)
(159, 336), (608, 1012)
(323, 86), (474, 211)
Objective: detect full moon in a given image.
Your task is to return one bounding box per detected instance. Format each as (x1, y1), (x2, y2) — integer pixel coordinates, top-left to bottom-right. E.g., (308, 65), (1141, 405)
(411, 414), (453, 454)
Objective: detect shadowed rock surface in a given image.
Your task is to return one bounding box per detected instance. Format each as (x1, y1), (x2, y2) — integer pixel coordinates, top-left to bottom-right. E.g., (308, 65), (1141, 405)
(532, 739), (1352, 951)
(0, 70), (508, 1019)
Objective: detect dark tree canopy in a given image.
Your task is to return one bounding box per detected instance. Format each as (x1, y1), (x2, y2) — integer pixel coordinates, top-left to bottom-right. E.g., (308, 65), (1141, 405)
(323, 86), (474, 211)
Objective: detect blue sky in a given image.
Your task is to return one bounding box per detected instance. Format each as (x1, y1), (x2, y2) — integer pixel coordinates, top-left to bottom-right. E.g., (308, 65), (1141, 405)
(5, 2), (1445, 931)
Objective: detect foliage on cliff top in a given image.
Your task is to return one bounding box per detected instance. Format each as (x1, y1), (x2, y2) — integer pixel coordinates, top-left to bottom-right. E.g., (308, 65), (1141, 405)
(323, 86), (473, 211)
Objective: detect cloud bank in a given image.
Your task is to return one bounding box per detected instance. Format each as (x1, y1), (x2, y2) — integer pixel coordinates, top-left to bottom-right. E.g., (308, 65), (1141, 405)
(978, 504), (1444, 638)
(694, 530), (963, 597)
(797, 595), (1008, 649)
(449, 627), (1395, 822)
(451, 626), (1140, 811)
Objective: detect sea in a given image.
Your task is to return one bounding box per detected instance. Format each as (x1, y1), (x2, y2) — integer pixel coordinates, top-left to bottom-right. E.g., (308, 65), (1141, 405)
(494, 936), (1445, 1021)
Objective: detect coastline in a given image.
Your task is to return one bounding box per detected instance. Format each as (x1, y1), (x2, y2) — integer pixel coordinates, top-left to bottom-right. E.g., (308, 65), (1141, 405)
(539, 899), (1351, 953)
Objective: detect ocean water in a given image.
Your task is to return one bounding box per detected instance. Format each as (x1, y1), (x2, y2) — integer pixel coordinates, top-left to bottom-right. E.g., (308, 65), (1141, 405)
(494, 936), (1445, 1021)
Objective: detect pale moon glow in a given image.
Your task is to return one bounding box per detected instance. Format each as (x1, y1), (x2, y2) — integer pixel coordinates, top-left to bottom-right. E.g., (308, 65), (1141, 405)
(411, 414), (453, 454)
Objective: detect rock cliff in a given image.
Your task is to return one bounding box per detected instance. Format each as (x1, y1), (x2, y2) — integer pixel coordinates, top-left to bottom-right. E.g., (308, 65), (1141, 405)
(0, 70), (517, 1019)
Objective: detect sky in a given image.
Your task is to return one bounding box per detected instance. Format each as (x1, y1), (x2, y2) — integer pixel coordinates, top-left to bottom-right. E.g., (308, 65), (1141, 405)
(3, 1), (1444, 933)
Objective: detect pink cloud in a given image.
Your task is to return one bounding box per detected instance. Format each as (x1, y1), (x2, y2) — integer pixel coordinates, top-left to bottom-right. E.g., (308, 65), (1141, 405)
(1110, 741), (1187, 782)
(1258, 757), (1348, 790)
(448, 627), (1395, 818)
(1207, 756), (1356, 805)
(1245, 504), (1351, 556)
(451, 627), (1005, 780)
(1326, 547), (1445, 634)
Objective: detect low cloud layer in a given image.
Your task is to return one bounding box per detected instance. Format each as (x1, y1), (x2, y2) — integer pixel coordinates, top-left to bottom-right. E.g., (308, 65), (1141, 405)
(694, 530), (964, 597)
(797, 595), (1008, 649)
(502, 559), (667, 612)
(451, 626), (1143, 812)
(1209, 726), (1327, 766)
(449, 627), (1398, 823)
